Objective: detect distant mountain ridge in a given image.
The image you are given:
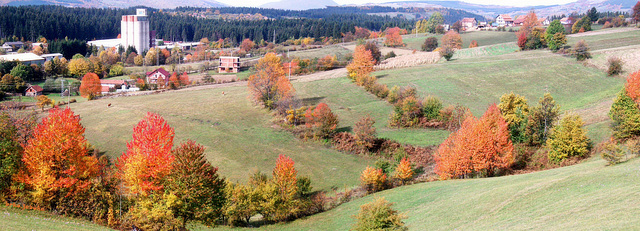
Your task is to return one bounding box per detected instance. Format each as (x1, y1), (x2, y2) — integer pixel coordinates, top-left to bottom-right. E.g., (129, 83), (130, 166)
(373, 0), (637, 18)
(260, 0), (338, 10)
(0, 0), (227, 9)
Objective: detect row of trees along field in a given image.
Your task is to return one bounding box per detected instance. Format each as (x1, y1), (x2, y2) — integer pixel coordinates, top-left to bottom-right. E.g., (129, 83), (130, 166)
(0, 5), (412, 44)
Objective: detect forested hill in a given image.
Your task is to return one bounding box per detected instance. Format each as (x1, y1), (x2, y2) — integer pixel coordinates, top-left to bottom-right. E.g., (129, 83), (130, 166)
(0, 5), (413, 44)
(177, 6), (486, 23)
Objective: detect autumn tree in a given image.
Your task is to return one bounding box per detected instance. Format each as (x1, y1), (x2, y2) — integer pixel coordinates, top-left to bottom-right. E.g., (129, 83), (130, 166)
(610, 71), (640, 140)
(442, 31), (462, 49)
(354, 26), (371, 39)
(624, 71), (640, 103)
(167, 140), (226, 228)
(247, 52), (295, 109)
(134, 54), (144, 66)
(499, 92), (529, 143)
(634, 1), (640, 25)
(317, 55), (338, 71)
(526, 93), (561, 146)
(426, 12), (444, 33)
(422, 37), (438, 52)
(67, 57), (92, 77)
(354, 116), (377, 151)
(180, 72), (190, 86)
(352, 197), (407, 231)
(545, 20), (566, 51)
(394, 158), (414, 184)
(240, 38), (256, 52)
(79, 72), (101, 99)
(572, 16), (592, 33)
(469, 40), (478, 48)
(117, 112), (175, 196)
(363, 42), (381, 64)
(451, 20), (462, 33)
(360, 166), (387, 193)
(36, 95), (54, 111)
(546, 114), (590, 162)
(0, 112), (36, 193)
(346, 45), (375, 82)
(574, 40), (591, 61)
(518, 10), (541, 38)
(304, 103), (339, 139)
(21, 108), (100, 208)
(384, 27), (403, 47)
(435, 104), (514, 179)
(272, 154), (298, 206)
(168, 72), (180, 89)
(144, 48), (159, 66)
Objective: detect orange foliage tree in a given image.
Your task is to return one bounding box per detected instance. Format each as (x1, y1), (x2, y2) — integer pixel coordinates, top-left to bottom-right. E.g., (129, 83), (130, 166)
(21, 107), (100, 207)
(384, 27), (403, 47)
(117, 112), (175, 196)
(354, 26), (371, 39)
(79, 72), (101, 99)
(240, 38), (256, 52)
(624, 71), (640, 104)
(304, 103), (339, 139)
(247, 52), (295, 109)
(273, 154), (298, 198)
(518, 11), (542, 38)
(394, 158), (414, 184)
(360, 166), (387, 193)
(435, 104), (514, 179)
(180, 72), (190, 86)
(346, 45), (375, 82)
(169, 72), (180, 88)
(442, 31), (462, 49)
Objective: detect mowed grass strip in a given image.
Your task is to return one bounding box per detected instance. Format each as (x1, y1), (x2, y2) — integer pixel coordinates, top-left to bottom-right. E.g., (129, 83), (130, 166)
(0, 206), (113, 231)
(70, 85), (372, 191)
(403, 31), (517, 51)
(260, 157), (640, 230)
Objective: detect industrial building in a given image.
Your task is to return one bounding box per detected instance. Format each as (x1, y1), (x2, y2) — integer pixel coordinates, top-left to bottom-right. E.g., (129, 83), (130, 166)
(121, 9), (152, 53)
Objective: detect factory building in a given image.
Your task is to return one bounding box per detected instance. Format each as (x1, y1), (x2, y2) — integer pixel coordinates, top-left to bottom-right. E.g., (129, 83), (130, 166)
(121, 9), (152, 53)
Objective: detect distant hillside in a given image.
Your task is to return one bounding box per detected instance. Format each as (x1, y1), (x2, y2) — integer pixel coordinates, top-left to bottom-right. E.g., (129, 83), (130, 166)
(376, 0), (637, 18)
(260, 0), (338, 10)
(0, 0), (227, 9)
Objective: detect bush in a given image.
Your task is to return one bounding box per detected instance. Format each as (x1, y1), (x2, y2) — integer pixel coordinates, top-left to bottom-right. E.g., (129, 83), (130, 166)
(609, 88), (640, 140)
(607, 56), (623, 76)
(360, 166), (387, 193)
(573, 40), (591, 61)
(600, 138), (625, 165)
(389, 96), (422, 127)
(352, 197), (407, 231)
(383, 51), (396, 60)
(354, 116), (377, 151)
(469, 40), (478, 48)
(422, 95), (443, 120)
(363, 42), (381, 64)
(422, 37), (438, 52)
(304, 103), (339, 139)
(546, 114), (590, 162)
(439, 45), (455, 61)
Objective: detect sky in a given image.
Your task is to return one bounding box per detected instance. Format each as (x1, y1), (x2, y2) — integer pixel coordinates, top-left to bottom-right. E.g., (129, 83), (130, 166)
(215, 0), (579, 7)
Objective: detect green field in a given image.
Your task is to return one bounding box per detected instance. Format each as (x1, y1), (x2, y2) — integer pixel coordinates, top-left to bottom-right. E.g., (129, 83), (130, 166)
(567, 28), (640, 51)
(403, 31), (518, 51)
(69, 85), (372, 191)
(0, 206), (113, 231)
(288, 45), (352, 60)
(259, 157), (640, 230)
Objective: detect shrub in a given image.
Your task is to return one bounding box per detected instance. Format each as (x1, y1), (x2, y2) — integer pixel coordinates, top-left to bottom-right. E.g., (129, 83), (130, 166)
(600, 138), (625, 165)
(422, 37), (438, 52)
(363, 42), (381, 64)
(389, 96), (423, 127)
(573, 40), (591, 61)
(354, 116), (377, 151)
(609, 88), (640, 140)
(125, 193), (182, 231)
(360, 166), (387, 193)
(439, 45), (455, 61)
(546, 114), (590, 162)
(548, 32), (567, 51)
(352, 197), (407, 231)
(383, 51), (396, 60)
(469, 40), (478, 48)
(394, 158), (414, 184)
(607, 56), (623, 76)
(441, 104), (472, 131)
(422, 95), (443, 120)
(517, 33), (527, 50)
(304, 103), (339, 139)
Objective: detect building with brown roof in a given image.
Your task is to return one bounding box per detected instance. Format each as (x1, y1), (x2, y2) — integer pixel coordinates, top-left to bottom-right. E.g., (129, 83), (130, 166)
(25, 85), (43, 97)
(496, 14), (514, 27)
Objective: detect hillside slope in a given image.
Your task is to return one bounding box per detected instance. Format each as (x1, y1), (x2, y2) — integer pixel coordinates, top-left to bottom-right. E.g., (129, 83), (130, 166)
(264, 157), (640, 230)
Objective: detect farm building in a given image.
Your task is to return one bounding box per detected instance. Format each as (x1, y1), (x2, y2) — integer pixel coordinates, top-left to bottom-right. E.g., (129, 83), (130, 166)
(40, 53), (63, 62)
(219, 56), (240, 73)
(496, 14), (514, 27)
(2, 42), (24, 51)
(538, 18), (550, 26)
(461, 18), (477, 30)
(24, 85), (43, 97)
(0, 53), (45, 65)
(513, 15), (527, 26)
(146, 68), (171, 85)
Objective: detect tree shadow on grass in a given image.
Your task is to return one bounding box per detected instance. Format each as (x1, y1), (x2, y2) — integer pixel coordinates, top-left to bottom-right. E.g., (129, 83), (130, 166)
(301, 96), (325, 106)
(337, 126), (352, 133)
(375, 74), (389, 79)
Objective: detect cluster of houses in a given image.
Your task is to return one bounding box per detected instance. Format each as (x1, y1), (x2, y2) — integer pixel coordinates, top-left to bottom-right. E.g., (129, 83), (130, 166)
(0, 42), (63, 65)
(458, 14), (562, 31)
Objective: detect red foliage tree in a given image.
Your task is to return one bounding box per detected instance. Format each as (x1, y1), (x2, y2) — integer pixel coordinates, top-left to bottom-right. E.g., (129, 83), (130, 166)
(305, 103), (339, 139)
(346, 45), (375, 82)
(180, 72), (190, 86)
(442, 31), (462, 49)
(79, 72), (101, 99)
(21, 107), (100, 206)
(117, 112), (175, 196)
(435, 104), (514, 179)
(273, 154), (298, 197)
(169, 72), (180, 88)
(354, 26), (371, 39)
(517, 32), (528, 50)
(625, 71), (640, 104)
(240, 38), (256, 52)
(384, 27), (403, 47)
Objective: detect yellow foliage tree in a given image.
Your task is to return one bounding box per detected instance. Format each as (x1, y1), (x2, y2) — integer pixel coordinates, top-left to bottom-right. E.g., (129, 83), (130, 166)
(67, 58), (92, 77)
(546, 114), (590, 162)
(394, 158), (413, 184)
(247, 52), (295, 109)
(346, 45), (375, 82)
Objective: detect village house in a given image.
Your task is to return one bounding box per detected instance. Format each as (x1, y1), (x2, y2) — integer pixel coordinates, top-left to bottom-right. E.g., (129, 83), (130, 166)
(219, 56), (240, 73)
(461, 18), (478, 30)
(146, 68), (171, 85)
(513, 15), (527, 26)
(538, 18), (551, 26)
(40, 53), (63, 62)
(24, 85), (43, 97)
(496, 14), (514, 27)
(0, 53), (45, 65)
(2, 42), (24, 51)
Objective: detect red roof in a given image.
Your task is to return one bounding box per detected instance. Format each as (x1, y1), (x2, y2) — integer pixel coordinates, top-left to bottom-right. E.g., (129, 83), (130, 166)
(461, 18), (476, 23)
(28, 85), (43, 92)
(101, 86), (111, 93)
(514, 15), (527, 24)
(146, 68), (171, 77)
(499, 14), (513, 22)
(101, 79), (126, 85)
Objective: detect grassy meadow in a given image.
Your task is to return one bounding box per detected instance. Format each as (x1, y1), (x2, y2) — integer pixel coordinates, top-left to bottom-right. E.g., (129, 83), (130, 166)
(0, 206), (113, 231)
(69, 85), (373, 191)
(256, 157), (640, 230)
(403, 31), (518, 51)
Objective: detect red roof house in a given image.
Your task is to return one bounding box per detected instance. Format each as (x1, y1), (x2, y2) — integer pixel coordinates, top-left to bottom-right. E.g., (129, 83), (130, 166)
(25, 85), (43, 97)
(146, 68), (171, 85)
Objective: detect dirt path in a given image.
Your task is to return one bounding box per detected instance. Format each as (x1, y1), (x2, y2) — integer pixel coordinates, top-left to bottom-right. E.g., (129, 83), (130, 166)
(567, 27), (639, 37)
